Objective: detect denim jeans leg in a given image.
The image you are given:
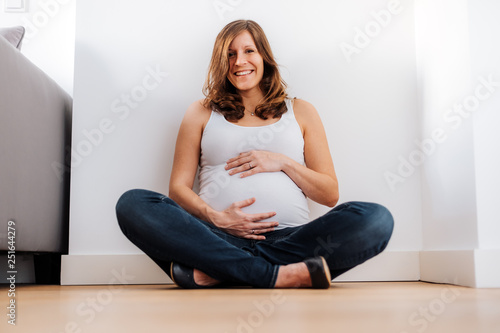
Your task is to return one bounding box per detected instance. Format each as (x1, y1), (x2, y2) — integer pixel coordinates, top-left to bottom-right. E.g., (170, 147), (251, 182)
(115, 189), (279, 288)
(252, 202), (394, 279)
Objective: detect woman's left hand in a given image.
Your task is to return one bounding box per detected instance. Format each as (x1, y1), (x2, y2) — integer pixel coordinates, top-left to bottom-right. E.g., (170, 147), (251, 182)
(225, 150), (288, 178)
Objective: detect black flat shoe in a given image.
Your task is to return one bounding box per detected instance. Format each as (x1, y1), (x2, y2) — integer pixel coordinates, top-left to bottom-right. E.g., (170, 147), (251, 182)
(170, 262), (205, 289)
(304, 256), (332, 289)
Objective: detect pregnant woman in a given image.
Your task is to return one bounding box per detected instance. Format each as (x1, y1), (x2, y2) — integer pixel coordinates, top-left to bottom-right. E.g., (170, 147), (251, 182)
(116, 20), (394, 289)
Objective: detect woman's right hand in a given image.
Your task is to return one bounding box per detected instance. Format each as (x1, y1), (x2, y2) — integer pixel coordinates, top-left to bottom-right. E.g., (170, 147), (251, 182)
(209, 198), (279, 240)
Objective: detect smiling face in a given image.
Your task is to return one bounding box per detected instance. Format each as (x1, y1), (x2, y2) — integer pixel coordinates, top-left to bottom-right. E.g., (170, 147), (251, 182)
(227, 30), (265, 96)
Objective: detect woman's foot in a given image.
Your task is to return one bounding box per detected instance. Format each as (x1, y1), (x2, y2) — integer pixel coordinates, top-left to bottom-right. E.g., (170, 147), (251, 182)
(274, 257), (331, 289)
(172, 257), (330, 289)
(274, 262), (312, 288)
(170, 262), (220, 289)
(193, 268), (220, 287)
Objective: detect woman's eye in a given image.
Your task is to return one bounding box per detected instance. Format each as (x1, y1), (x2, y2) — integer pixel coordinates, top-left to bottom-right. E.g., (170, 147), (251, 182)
(246, 49), (255, 54)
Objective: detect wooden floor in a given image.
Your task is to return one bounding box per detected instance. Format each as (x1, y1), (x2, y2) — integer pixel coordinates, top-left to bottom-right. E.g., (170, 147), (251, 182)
(1, 282), (499, 333)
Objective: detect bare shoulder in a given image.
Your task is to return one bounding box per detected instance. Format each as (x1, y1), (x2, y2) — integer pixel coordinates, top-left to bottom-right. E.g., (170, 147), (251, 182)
(185, 99), (212, 119)
(183, 99), (213, 129)
(291, 98), (323, 132)
(292, 98), (315, 110)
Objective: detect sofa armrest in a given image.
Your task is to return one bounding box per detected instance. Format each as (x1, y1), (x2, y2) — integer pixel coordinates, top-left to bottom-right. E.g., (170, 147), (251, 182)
(0, 35), (72, 253)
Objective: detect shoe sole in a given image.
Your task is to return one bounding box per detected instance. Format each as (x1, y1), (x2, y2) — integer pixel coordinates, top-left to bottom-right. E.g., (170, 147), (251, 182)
(170, 262), (179, 287)
(305, 256), (332, 289)
(320, 256), (332, 287)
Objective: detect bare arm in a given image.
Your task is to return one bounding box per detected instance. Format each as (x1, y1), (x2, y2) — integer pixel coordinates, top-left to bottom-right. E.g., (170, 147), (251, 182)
(283, 99), (339, 206)
(225, 99), (339, 207)
(168, 100), (211, 219)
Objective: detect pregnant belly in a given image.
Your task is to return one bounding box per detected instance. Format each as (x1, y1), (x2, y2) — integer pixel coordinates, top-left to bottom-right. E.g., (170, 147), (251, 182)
(198, 165), (310, 228)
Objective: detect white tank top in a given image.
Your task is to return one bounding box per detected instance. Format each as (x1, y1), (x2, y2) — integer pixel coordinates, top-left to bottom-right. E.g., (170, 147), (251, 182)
(198, 98), (310, 229)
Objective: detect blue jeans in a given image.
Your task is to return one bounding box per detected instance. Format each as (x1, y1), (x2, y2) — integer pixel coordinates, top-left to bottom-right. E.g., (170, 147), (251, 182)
(115, 189), (394, 288)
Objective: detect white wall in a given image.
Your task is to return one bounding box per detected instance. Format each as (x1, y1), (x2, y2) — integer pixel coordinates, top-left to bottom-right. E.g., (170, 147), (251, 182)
(0, 0), (75, 95)
(468, 0), (500, 251)
(415, 0), (477, 251)
(468, 0), (500, 287)
(64, 0), (421, 283)
(415, 0), (500, 288)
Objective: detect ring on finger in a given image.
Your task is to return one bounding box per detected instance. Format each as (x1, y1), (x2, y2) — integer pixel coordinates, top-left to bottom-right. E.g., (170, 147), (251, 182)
(249, 162), (253, 169)
(251, 229), (255, 234)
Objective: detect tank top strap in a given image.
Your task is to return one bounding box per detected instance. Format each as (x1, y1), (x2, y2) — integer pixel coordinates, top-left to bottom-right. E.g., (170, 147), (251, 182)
(285, 97), (294, 113)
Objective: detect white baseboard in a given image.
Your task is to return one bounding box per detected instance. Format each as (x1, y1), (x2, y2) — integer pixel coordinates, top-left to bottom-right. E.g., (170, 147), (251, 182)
(334, 250), (420, 282)
(420, 250), (476, 287)
(61, 251), (420, 286)
(420, 249), (500, 288)
(61, 254), (172, 285)
(60, 250), (500, 287)
(474, 249), (500, 288)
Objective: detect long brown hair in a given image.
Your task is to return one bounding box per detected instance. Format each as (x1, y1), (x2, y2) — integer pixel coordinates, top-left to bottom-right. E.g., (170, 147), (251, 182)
(202, 20), (288, 120)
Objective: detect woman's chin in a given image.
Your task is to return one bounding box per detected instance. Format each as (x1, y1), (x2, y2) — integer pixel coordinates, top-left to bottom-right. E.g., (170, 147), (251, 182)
(235, 85), (261, 94)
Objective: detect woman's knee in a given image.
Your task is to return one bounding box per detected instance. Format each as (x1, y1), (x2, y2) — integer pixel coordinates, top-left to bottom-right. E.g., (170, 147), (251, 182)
(116, 189), (142, 231)
(349, 202), (394, 242)
(363, 202), (394, 242)
(116, 189), (145, 217)
(115, 189), (165, 229)
(115, 189), (180, 228)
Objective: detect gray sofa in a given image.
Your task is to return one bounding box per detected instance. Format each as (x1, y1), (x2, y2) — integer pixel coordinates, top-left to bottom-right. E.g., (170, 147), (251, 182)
(0, 28), (72, 283)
